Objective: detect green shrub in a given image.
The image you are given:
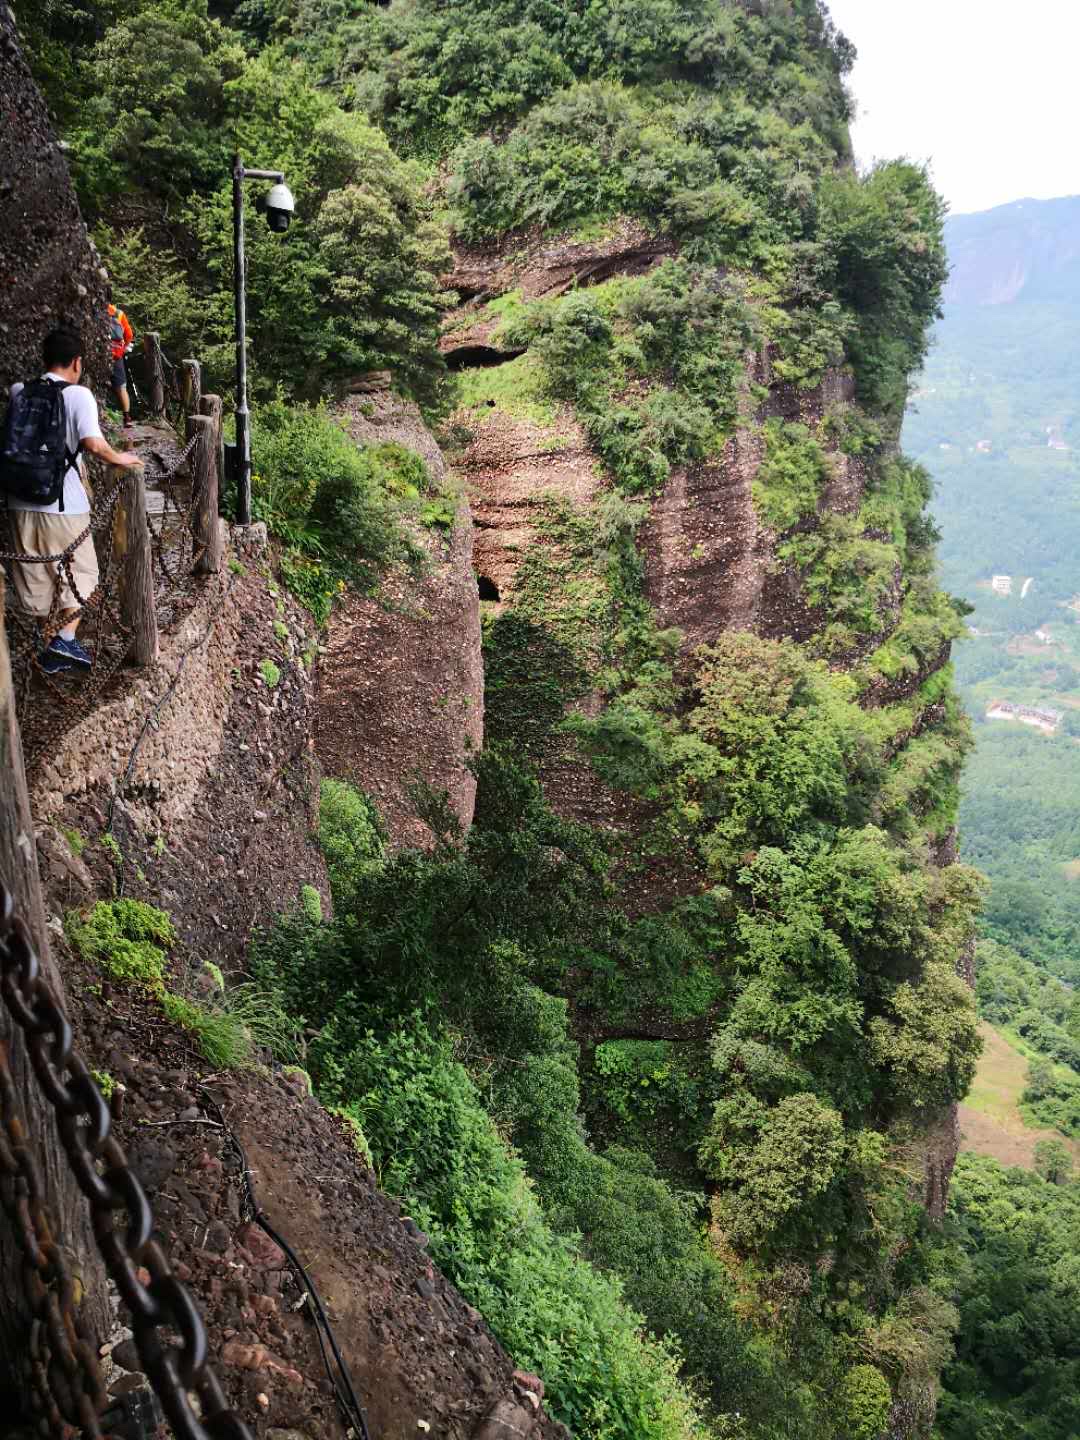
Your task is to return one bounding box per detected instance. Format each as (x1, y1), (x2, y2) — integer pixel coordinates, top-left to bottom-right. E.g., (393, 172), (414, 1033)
(311, 1018), (716, 1440)
(70, 2), (244, 208)
(161, 991), (251, 1068)
(93, 226), (205, 376)
(300, 884), (323, 924)
(77, 34), (452, 407)
(835, 1365), (892, 1440)
(65, 899), (296, 1070)
(495, 263), (755, 495)
(751, 420), (832, 532)
(317, 779), (386, 911)
(251, 402), (425, 618)
(66, 899), (174, 987)
(816, 162), (948, 418)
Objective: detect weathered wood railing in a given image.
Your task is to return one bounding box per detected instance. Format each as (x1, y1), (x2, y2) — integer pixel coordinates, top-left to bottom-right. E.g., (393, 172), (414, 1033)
(112, 352), (225, 644)
(2, 351), (229, 753)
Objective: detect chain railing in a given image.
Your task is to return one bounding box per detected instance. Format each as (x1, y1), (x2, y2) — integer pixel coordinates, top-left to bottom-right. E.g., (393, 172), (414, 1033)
(0, 428), (213, 771)
(0, 880), (255, 1440)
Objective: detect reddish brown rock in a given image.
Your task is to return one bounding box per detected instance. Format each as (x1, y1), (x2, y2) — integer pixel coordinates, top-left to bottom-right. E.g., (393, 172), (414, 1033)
(316, 392), (484, 847)
(472, 1396), (541, 1440)
(236, 1222), (287, 1271)
(0, 9), (111, 401)
(221, 1341), (304, 1389)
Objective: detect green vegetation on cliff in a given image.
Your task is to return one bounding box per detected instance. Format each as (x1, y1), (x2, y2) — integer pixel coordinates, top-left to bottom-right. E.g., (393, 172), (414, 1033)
(253, 747), (978, 1438)
(23, 3), (984, 1437)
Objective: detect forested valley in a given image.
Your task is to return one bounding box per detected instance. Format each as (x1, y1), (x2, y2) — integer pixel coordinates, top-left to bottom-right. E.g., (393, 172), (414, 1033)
(907, 197), (1080, 1438)
(8, 4), (1078, 1440)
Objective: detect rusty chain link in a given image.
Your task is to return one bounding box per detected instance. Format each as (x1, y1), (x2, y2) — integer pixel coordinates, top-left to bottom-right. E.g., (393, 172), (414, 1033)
(0, 882), (255, 1440)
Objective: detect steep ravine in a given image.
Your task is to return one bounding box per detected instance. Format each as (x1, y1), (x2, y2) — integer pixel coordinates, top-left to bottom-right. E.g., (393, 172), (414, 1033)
(26, 531), (563, 1440)
(3, 3), (983, 1436)
(315, 386), (484, 847)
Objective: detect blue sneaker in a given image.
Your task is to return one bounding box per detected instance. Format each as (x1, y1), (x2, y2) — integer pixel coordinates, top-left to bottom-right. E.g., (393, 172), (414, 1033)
(44, 635), (93, 670)
(39, 648), (77, 676)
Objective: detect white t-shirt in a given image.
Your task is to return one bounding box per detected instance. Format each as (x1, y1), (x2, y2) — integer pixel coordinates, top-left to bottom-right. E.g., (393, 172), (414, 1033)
(7, 374), (103, 516)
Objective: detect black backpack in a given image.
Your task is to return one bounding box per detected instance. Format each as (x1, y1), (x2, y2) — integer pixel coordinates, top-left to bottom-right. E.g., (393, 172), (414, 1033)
(0, 378), (80, 513)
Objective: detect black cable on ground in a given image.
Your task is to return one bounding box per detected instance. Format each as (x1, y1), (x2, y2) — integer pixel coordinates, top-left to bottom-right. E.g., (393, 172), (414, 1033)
(199, 1089), (373, 1440)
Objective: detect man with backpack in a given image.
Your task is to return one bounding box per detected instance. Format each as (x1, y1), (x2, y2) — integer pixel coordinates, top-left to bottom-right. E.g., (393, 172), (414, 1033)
(1, 328), (143, 675)
(107, 295), (135, 430)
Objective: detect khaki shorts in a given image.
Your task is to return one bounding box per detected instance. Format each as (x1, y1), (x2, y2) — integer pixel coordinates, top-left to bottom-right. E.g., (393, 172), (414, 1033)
(7, 511), (101, 619)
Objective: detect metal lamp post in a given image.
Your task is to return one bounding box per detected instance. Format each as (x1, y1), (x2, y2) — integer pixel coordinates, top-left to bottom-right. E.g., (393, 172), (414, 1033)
(232, 154), (294, 525)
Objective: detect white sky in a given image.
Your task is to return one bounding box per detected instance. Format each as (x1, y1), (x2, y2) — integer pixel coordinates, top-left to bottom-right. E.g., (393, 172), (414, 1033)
(824, 0), (1080, 216)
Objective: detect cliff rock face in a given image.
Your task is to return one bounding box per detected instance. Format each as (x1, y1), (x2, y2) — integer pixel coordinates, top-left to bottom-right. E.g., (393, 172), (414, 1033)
(459, 405), (598, 604)
(315, 391), (484, 847)
(31, 534), (333, 971)
(0, 9), (110, 396)
(447, 230), (946, 772)
(445, 218), (675, 309)
(446, 221), (973, 1303)
(640, 360), (872, 657)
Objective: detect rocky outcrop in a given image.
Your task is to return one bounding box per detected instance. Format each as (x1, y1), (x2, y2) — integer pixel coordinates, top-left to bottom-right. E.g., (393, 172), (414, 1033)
(641, 436), (775, 654)
(315, 392), (484, 846)
(445, 218), (675, 304)
(31, 531), (333, 972)
(0, 8), (110, 397)
(921, 1105), (962, 1223)
(860, 639), (953, 710)
(458, 405), (597, 603)
(640, 360), (872, 657)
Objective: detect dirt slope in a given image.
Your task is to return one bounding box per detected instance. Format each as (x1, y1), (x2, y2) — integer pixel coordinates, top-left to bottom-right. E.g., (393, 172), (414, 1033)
(57, 958), (565, 1440)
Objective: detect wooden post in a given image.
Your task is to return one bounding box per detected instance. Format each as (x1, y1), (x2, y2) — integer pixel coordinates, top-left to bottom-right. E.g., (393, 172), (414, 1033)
(180, 358), (202, 419)
(186, 412), (221, 574)
(112, 464), (158, 666)
(199, 393), (226, 523)
(143, 331), (165, 418)
(0, 572), (110, 1407)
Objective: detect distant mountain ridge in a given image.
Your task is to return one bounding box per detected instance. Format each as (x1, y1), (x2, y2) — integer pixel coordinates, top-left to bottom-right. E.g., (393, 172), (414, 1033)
(945, 195), (1080, 308)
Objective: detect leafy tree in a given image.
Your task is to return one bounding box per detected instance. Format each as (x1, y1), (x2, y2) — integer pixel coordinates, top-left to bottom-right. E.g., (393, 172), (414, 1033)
(188, 72), (453, 405)
(941, 1153), (1080, 1439)
(835, 1365), (892, 1440)
(72, 0), (245, 207)
(704, 1091), (846, 1250)
(1034, 1140), (1073, 1186)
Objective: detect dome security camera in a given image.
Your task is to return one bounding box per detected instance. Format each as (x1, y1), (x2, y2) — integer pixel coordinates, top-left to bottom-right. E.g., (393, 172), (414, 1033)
(262, 181), (295, 234)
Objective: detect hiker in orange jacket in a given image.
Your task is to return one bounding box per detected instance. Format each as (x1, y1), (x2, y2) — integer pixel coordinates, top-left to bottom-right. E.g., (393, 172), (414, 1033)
(107, 293), (135, 430)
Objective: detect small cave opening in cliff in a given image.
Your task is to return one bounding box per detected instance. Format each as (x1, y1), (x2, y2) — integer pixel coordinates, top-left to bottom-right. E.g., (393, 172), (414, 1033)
(477, 574), (501, 602)
(445, 344), (526, 372)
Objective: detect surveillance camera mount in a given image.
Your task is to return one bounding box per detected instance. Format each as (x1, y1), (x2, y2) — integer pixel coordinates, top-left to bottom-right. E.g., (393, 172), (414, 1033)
(232, 154), (293, 524)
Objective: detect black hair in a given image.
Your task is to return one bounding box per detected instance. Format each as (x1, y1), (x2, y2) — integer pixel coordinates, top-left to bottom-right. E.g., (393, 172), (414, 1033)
(42, 329), (83, 370)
